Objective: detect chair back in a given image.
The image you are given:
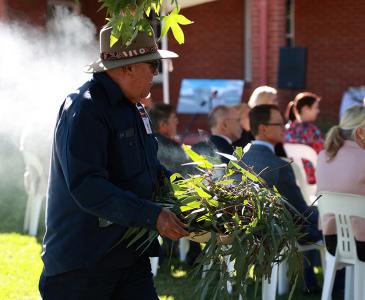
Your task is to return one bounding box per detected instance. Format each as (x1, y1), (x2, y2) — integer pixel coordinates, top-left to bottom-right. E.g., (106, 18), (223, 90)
(21, 150), (48, 236)
(22, 150), (48, 194)
(283, 143), (318, 203)
(317, 191), (365, 264)
(282, 158), (312, 205)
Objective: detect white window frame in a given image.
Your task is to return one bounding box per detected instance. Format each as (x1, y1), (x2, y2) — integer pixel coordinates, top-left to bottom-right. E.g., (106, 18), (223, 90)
(244, 0), (252, 83)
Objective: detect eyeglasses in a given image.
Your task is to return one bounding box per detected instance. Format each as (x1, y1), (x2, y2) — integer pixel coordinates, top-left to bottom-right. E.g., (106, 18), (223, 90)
(146, 60), (161, 72)
(263, 122), (285, 127)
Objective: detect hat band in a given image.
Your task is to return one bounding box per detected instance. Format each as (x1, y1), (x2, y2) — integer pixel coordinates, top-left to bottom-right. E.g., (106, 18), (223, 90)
(101, 45), (158, 61)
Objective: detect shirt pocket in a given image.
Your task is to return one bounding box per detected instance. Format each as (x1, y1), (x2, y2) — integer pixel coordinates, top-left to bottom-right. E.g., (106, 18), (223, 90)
(112, 128), (144, 179)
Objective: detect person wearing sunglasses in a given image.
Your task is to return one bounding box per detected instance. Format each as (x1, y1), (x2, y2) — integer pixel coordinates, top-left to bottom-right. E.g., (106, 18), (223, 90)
(241, 104), (322, 294)
(39, 26), (189, 300)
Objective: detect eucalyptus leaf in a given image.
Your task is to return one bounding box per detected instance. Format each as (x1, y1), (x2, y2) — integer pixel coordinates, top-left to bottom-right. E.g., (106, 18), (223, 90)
(122, 143), (304, 299)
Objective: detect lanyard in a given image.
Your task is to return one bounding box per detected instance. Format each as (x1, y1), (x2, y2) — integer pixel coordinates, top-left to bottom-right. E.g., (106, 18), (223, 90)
(136, 103), (152, 135)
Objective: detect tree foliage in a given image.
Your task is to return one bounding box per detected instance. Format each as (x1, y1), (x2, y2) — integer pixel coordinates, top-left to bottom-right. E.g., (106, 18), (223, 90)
(97, 0), (193, 46)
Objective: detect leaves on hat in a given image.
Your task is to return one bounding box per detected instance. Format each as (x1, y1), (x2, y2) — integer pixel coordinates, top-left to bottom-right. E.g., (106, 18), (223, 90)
(99, 0), (193, 46)
(161, 7), (193, 44)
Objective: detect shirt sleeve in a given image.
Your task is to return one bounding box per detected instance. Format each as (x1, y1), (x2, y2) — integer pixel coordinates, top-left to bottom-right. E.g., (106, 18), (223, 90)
(58, 100), (161, 230)
(309, 124), (324, 153)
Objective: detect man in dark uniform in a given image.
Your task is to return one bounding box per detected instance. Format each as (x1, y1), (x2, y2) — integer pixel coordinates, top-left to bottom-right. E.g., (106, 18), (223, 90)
(39, 26), (188, 299)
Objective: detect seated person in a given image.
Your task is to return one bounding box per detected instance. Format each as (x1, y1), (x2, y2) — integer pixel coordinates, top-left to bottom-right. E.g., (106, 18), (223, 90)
(189, 105), (242, 264)
(316, 105), (365, 261)
(193, 105), (242, 164)
(285, 92), (324, 184)
(242, 104), (322, 293)
(233, 103), (254, 148)
(247, 85), (286, 157)
(148, 103), (190, 176)
(149, 103), (192, 259)
(248, 85), (278, 108)
(242, 104), (321, 241)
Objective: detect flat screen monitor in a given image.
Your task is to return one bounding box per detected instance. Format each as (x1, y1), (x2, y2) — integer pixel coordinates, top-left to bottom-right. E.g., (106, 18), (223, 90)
(177, 79), (244, 114)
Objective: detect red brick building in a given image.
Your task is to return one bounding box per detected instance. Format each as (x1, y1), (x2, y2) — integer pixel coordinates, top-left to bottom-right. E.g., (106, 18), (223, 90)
(1, 0), (364, 134)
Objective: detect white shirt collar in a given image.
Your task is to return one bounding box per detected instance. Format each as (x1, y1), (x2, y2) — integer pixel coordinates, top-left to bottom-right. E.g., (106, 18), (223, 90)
(252, 140), (275, 153)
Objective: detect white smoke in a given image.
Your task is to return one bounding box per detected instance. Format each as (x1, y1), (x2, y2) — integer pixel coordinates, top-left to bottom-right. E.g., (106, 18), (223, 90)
(0, 7), (98, 150)
(0, 8), (99, 233)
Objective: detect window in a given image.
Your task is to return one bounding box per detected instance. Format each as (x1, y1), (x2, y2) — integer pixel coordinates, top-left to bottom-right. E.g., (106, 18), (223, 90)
(285, 0), (295, 47)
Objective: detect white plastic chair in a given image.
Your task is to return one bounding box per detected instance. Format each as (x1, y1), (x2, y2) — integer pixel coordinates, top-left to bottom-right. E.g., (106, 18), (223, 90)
(179, 237), (190, 262)
(150, 257), (159, 277)
(261, 157), (325, 299)
(20, 122), (51, 237)
(22, 151), (48, 236)
(262, 241), (325, 299)
(149, 236), (164, 277)
(317, 191), (365, 300)
(282, 157), (313, 205)
(203, 248), (235, 294)
(283, 143), (318, 205)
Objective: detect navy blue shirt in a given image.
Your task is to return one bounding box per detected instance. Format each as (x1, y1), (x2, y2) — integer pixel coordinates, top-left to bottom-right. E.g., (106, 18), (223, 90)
(42, 72), (164, 276)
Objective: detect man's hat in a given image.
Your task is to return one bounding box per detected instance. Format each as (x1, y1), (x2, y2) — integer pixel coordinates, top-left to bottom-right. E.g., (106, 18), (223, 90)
(85, 26), (178, 73)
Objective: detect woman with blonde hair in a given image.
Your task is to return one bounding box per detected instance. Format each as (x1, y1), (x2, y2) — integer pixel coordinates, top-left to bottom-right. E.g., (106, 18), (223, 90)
(316, 105), (365, 261)
(248, 85), (278, 108)
(284, 92), (323, 183)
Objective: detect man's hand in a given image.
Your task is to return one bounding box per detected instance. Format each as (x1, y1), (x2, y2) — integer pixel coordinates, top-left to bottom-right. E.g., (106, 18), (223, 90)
(156, 208), (189, 241)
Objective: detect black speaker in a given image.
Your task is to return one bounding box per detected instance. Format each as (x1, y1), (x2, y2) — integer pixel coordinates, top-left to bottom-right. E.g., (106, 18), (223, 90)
(278, 47), (307, 89)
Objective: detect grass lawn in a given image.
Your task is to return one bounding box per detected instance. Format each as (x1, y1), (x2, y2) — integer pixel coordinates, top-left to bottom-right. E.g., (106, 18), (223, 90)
(0, 233), (43, 300)
(0, 233), (322, 300)
(155, 258), (322, 300)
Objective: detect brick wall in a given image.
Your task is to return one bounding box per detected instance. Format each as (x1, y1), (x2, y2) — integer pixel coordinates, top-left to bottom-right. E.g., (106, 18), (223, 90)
(295, 0), (365, 123)
(250, 0), (287, 109)
(80, 1), (106, 32)
(0, 0), (7, 20)
(161, 0), (245, 136)
(266, 0), (286, 87)
(4, 0), (360, 128)
(7, 0), (47, 25)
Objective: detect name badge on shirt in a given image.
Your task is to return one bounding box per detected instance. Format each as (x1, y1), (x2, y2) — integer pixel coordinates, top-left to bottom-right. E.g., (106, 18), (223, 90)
(137, 103), (153, 134)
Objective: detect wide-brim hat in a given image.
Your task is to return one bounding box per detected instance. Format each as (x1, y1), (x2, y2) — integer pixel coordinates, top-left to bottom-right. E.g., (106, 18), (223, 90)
(85, 26), (178, 73)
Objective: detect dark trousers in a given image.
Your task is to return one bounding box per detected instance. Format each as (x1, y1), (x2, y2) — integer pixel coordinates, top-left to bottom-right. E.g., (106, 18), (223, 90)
(325, 234), (365, 261)
(303, 249), (321, 290)
(324, 235), (365, 296)
(39, 257), (158, 300)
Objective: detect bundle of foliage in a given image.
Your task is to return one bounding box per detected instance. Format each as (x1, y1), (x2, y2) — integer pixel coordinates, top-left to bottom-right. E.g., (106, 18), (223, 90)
(98, 0), (193, 45)
(124, 146), (305, 299)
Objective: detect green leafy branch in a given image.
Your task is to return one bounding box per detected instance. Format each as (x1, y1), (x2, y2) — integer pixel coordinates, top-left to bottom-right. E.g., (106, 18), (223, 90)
(97, 0), (193, 46)
(123, 146), (306, 299)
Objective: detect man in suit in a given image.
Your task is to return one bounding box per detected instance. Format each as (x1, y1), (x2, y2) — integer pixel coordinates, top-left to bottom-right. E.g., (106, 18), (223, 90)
(193, 105), (242, 163)
(187, 105), (242, 264)
(242, 104), (322, 293)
